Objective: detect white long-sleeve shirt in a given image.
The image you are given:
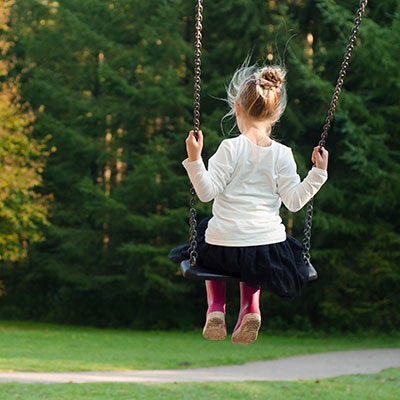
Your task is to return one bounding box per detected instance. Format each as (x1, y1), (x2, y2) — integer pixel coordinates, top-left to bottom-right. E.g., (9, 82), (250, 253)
(182, 134), (328, 246)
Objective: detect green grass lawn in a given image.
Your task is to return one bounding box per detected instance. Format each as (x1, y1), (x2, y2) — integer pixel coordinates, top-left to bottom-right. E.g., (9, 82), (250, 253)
(0, 320), (399, 372)
(0, 368), (399, 399)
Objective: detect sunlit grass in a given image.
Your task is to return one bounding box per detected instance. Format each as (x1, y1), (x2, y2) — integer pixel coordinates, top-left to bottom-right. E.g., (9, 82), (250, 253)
(0, 320), (399, 372)
(0, 368), (399, 399)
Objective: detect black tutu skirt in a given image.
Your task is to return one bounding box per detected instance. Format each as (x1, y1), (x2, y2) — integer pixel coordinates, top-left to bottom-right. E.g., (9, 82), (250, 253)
(168, 216), (310, 299)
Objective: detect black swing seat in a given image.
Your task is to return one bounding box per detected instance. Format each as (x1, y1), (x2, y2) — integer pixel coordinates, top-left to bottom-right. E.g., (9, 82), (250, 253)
(180, 259), (318, 282)
(180, 259), (240, 281)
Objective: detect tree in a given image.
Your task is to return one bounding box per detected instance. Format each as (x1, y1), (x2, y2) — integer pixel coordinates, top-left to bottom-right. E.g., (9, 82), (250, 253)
(0, 0), (201, 327)
(0, 0), (50, 263)
(0, 0), (399, 331)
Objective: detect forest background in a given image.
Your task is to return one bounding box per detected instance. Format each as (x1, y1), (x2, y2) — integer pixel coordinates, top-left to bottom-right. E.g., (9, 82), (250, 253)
(0, 0), (399, 332)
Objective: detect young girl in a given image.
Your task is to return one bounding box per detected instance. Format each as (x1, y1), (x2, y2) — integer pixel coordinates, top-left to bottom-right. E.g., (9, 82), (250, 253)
(169, 63), (328, 345)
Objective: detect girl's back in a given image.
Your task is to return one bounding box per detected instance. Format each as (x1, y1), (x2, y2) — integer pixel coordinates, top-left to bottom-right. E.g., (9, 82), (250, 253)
(183, 133), (327, 246)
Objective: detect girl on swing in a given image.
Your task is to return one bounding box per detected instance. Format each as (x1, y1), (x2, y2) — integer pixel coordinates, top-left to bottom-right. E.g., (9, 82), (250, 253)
(169, 61), (328, 345)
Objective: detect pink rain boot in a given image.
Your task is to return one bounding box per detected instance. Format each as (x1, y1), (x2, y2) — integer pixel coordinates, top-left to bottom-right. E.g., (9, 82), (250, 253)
(202, 280), (227, 341)
(231, 282), (261, 345)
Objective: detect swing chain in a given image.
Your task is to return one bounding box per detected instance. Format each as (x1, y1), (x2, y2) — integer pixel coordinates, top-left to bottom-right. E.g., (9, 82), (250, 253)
(302, 0), (368, 265)
(188, 0), (203, 268)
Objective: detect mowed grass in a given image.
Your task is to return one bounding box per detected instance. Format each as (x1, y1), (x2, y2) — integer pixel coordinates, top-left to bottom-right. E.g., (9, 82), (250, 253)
(0, 320), (399, 372)
(0, 369), (399, 400)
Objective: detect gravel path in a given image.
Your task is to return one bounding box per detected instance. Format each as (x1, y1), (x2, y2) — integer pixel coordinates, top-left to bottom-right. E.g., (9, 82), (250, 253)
(0, 349), (399, 384)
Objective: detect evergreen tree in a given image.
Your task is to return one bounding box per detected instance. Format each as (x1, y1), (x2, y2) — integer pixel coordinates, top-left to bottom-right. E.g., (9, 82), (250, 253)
(0, 0), (202, 327)
(0, 0), (399, 331)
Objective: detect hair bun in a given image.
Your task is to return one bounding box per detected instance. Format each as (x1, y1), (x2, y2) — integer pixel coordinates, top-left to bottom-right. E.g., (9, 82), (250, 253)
(259, 67), (285, 89)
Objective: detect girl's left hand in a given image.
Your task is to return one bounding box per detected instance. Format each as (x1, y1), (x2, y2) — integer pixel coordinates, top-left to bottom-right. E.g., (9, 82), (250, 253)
(311, 146), (329, 170)
(186, 130), (203, 162)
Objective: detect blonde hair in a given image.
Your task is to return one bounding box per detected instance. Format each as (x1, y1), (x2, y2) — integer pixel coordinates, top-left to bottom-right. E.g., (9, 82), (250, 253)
(221, 58), (287, 135)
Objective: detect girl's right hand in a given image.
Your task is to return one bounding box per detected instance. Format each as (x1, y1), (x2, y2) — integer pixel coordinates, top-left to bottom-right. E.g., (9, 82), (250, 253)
(312, 146), (329, 170)
(186, 130), (203, 162)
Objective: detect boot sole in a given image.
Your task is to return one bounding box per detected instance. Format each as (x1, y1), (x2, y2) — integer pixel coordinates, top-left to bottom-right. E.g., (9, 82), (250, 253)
(231, 313), (261, 345)
(203, 311), (227, 341)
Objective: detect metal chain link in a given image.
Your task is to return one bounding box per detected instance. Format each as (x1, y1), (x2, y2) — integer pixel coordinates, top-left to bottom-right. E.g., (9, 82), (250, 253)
(188, 0), (203, 268)
(302, 0), (368, 266)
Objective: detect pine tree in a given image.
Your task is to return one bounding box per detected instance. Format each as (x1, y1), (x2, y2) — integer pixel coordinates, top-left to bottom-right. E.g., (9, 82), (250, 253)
(1, 0), (399, 331)
(0, 0), (202, 327)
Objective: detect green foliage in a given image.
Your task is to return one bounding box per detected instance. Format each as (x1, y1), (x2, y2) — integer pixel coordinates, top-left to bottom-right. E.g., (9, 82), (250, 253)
(0, 0), (51, 262)
(0, 0), (399, 331)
